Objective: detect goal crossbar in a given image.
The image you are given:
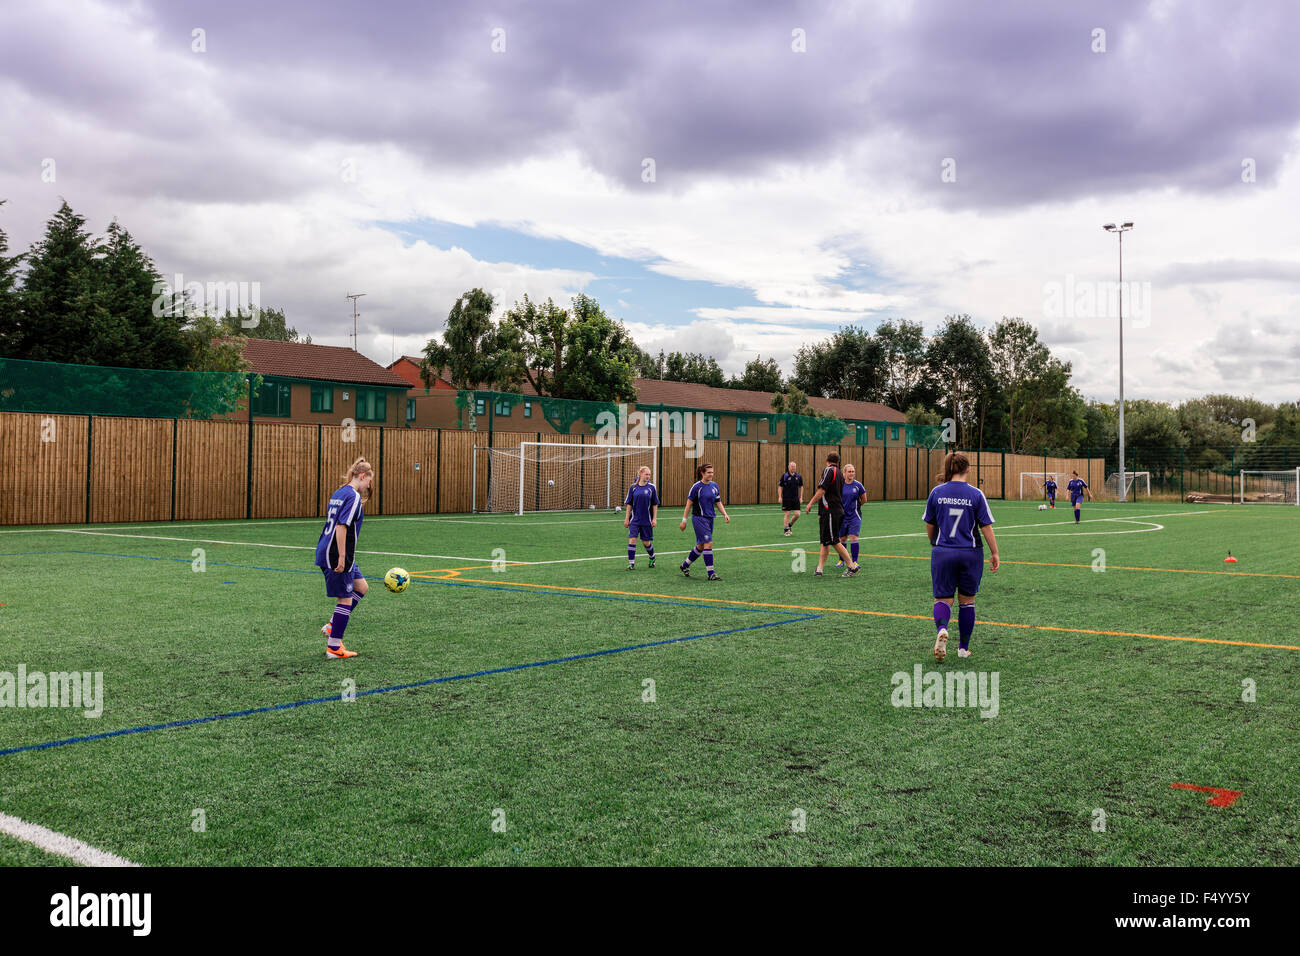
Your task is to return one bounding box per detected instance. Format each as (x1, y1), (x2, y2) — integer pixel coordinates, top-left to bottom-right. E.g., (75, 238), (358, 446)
(476, 442), (657, 514)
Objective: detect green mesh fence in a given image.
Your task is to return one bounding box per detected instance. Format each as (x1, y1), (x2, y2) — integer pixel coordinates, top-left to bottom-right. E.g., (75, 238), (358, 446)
(0, 356), (252, 419)
(457, 388), (938, 446)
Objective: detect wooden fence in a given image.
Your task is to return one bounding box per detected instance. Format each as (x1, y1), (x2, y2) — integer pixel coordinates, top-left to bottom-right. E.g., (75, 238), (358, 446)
(0, 411), (1104, 526)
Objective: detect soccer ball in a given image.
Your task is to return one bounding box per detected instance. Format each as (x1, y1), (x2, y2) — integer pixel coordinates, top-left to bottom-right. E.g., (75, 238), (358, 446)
(548, 479), (554, 486)
(1038, 504), (1048, 511)
(384, 567), (410, 592)
(589, 504), (595, 510)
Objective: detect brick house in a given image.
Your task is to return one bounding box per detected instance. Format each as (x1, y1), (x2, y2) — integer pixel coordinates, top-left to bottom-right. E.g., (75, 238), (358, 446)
(229, 339), (413, 426)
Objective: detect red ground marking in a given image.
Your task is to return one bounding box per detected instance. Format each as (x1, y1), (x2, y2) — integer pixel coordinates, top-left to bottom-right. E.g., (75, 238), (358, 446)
(1171, 783), (1243, 808)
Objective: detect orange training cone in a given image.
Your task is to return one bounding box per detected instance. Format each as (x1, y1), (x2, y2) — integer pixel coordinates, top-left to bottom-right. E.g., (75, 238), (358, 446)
(1224, 552), (1238, 564)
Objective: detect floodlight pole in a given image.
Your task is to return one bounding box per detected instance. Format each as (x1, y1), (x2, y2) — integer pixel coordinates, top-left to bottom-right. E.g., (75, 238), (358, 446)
(1103, 223), (1133, 500)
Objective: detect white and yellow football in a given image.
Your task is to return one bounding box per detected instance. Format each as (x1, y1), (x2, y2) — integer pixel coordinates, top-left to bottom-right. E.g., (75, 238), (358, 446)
(384, 567), (410, 592)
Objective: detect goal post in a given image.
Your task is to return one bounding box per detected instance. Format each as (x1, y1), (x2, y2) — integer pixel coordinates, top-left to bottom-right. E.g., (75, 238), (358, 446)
(1239, 468), (1300, 505)
(1018, 472), (1057, 500)
(478, 442), (657, 514)
(1104, 471), (1150, 501)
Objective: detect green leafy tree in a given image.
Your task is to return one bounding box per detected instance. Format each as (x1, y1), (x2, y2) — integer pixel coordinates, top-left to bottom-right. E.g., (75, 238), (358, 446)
(792, 325), (885, 402)
(730, 355), (783, 392)
(501, 293), (638, 402)
(905, 403), (942, 426)
(216, 305), (310, 344)
(663, 351), (726, 388)
(631, 346), (663, 379)
(876, 318), (932, 411)
(422, 288), (519, 391)
(926, 314), (992, 448)
(99, 221), (191, 370)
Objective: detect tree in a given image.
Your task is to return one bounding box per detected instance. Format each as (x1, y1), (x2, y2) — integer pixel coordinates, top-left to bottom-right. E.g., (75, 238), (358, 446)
(216, 305), (310, 344)
(875, 318), (931, 411)
(905, 403), (942, 426)
(730, 355), (783, 392)
(501, 292), (639, 402)
(662, 351), (726, 388)
(99, 221), (191, 370)
(791, 325), (885, 401)
(631, 346), (663, 379)
(926, 315), (992, 448)
(422, 288), (519, 391)
(771, 385), (815, 417)
(10, 201), (105, 364)
(0, 201), (21, 355)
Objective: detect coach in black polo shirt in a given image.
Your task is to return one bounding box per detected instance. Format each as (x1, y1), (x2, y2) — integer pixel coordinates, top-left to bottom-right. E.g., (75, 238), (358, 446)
(778, 461), (803, 536)
(805, 452), (858, 577)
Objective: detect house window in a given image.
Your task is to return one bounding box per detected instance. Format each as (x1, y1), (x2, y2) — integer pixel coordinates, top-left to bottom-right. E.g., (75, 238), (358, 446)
(874, 424), (886, 441)
(736, 417), (748, 436)
(355, 388), (387, 422)
(856, 424), (870, 445)
(406, 398), (416, 422)
(645, 411), (657, 430)
(768, 417), (777, 435)
(523, 401), (532, 418)
(494, 397), (512, 417)
(253, 378), (292, 417)
(474, 398), (486, 416)
(891, 426), (900, 441)
(310, 385), (333, 413)
(703, 414), (720, 440)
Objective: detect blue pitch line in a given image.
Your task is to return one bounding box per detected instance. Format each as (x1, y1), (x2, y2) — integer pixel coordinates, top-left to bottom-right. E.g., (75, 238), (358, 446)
(58, 549), (809, 616)
(0, 614), (821, 759)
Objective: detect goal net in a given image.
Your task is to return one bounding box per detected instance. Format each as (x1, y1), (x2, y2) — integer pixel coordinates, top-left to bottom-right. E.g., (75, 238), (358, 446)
(1104, 471), (1150, 501)
(1239, 468), (1300, 505)
(1018, 472), (1057, 500)
(477, 442), (657, 514)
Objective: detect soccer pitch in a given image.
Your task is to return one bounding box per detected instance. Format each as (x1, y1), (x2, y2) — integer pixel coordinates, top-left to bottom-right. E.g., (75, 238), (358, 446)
(0, 501), (1296, 866)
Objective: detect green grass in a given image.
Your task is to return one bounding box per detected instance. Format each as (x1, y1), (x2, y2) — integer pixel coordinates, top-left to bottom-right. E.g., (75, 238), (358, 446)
(1, 499), (1297, 865)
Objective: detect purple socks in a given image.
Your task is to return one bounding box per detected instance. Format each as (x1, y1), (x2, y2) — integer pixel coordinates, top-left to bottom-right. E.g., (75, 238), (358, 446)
(328, 602), (352, 647)
(958, 603), (975, 650)
(933, 601), (951, 634)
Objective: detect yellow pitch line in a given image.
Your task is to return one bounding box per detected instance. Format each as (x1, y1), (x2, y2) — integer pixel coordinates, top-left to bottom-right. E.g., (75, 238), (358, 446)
(443, 576), (1300, 651)
(742, 549), (1300, 580)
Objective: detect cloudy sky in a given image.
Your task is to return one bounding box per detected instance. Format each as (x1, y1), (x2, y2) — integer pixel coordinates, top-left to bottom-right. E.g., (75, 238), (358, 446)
(3, 0), (1298, 403)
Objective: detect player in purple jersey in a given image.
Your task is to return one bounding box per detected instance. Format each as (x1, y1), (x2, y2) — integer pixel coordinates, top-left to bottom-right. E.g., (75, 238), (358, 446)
(1043, 477), (1058, 509)
(1066, 471), (1092, 523)
(834, 463), (868, 577)
(315, 457), (373, 659)
(623, 465), (660, 570)
(922, 452), (999, 662)
(679, 462), (729, 580)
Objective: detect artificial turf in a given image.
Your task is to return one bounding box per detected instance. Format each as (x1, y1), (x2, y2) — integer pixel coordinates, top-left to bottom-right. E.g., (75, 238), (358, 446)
(0, 499), (1296, 865)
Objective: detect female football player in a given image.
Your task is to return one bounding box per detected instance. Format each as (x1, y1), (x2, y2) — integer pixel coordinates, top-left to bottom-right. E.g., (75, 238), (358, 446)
(623, 465), (660, 569)
(679, 462), (729, 580)
(922, 452), (999, 662)
(315, 457), (373, 659)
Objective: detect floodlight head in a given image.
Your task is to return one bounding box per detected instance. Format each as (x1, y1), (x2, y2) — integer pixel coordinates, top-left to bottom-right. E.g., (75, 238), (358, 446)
(1103, 223), (1117, 231)
(1122, 221), (1134, 228)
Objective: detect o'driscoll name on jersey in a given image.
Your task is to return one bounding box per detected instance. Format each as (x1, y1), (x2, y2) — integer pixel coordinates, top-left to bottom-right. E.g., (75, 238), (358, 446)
(50, 886), (151, 936)
(932, 496), (982, 507)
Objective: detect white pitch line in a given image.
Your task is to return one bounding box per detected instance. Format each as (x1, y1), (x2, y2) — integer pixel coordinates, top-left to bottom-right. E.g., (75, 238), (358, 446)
(47, 530), (484, 563)
(0, 811), (137, 867)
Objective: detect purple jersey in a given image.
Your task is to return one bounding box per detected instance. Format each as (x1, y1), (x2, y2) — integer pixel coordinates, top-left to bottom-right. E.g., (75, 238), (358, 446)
(688, 480), (722, 518)
(316, 484), (364, 569)
(922, 480), (994, 549)
(624, 481), (660, 524)
(842, 479), (866, 516)
(1067, 478), (1087, 499)
(1044, 479), (1057, 496)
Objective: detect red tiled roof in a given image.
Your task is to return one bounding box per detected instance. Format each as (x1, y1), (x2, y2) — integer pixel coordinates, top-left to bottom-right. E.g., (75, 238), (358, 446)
(234, 339), (411, 388)
(631, 378), (903, 422)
